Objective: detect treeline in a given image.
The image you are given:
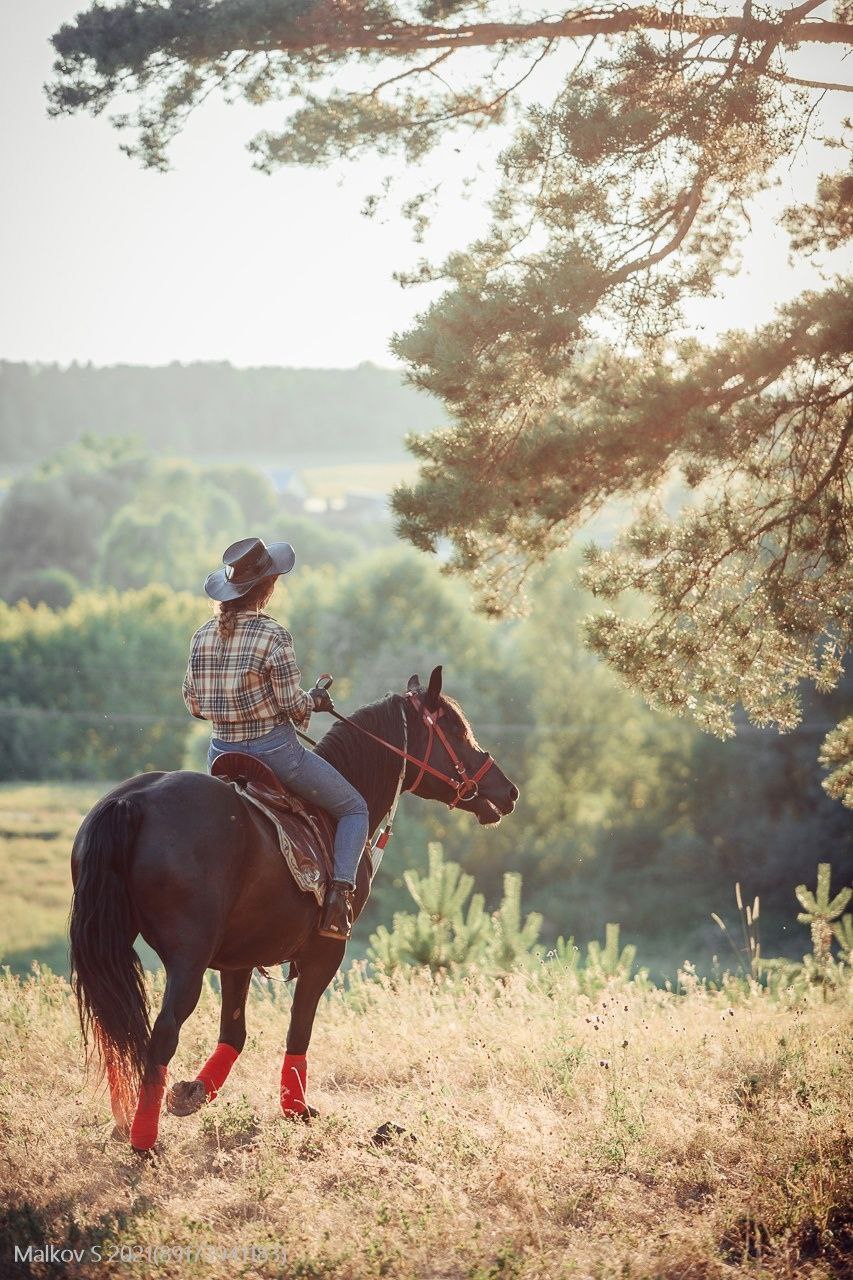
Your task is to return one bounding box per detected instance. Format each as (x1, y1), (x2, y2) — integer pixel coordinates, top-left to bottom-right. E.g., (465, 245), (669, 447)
(0, 361), (443, 466)
(0, 446), (849, 973)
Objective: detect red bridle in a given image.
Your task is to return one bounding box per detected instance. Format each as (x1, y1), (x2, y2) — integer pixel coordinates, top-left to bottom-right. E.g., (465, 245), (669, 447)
(328, 691), (495, 810)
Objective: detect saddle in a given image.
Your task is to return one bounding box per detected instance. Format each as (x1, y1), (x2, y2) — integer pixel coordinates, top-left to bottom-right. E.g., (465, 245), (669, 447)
(211, 751), (342, 905)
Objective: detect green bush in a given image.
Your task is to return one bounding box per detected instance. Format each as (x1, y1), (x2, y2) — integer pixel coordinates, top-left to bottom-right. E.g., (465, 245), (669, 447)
(368, 844), (545, 976)
(0, 586), (206, 779)
(366, 843), (653, 996)
(0, 436), (148, 593)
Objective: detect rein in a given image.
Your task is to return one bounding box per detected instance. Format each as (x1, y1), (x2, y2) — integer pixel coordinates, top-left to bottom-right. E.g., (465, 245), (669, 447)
(326, 690), (495, 811)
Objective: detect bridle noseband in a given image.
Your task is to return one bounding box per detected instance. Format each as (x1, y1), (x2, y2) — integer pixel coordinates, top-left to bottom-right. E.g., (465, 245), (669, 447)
(327, 691), (495, 810)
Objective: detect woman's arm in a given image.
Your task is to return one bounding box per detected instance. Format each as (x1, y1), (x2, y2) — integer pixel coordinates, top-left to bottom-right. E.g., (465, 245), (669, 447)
(267, 634), (315, 728)
(182, 663), (204, 719)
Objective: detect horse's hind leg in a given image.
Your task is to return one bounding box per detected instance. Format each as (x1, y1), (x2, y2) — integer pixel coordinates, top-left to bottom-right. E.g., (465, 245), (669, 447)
(129, 962), (205, 1152)
(167, 967), (253, 1117)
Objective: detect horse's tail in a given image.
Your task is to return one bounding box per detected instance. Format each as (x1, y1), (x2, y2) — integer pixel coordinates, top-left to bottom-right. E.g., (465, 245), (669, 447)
(69, 794), (150, 1121)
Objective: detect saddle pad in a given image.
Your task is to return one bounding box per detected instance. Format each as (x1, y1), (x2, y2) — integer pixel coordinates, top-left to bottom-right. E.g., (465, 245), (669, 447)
(219, 776), (373, 907)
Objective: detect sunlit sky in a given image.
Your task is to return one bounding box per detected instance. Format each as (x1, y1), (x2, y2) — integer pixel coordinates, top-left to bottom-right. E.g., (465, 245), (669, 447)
(1, 1), (849, 369)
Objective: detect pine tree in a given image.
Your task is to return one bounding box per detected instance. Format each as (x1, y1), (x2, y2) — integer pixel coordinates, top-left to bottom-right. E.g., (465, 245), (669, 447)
(819, 717), (853, 810)
(47, 0), (853, 738)
(403, 843), (477, 922)
(832, 913), (853, 966)
(795, 863), (852, 967)
(368, 843), (491, 973)
(585, 924), (638, 984)
(486, 873), (543, 970)
(368, 846), (544, 974)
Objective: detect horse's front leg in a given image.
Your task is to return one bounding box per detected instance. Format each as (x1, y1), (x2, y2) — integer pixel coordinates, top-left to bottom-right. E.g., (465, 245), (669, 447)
(167, 967), (253, 1117)
(281, 943), (345, 1120)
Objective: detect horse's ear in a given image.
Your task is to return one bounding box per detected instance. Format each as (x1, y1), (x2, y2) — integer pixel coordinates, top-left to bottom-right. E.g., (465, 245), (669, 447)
(407, 674), (421, 692)
(425, 665), (443, 710)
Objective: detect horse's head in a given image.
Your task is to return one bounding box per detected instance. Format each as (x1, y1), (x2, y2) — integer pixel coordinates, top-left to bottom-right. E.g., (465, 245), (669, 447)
(404, 667), (519, 825)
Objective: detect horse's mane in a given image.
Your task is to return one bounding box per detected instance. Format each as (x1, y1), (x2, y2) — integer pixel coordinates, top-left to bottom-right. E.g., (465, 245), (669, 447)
(314, 693), (404, 768)
(312, 687), (480, 818)
(313, 693), (407, 820)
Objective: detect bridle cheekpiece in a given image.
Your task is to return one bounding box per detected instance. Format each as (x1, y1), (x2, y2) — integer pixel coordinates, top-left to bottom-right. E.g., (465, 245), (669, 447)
(403, 691), (495, 809)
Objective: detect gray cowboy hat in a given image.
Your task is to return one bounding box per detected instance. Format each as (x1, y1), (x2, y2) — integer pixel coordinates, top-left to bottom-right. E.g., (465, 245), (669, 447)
(204, 537), (296, 602)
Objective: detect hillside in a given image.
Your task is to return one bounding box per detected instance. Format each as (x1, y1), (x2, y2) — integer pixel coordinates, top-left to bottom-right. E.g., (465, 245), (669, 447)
(2, 778), (850, 1277)
(0, 362), (445, 467)
(0, 965), (850, 1279)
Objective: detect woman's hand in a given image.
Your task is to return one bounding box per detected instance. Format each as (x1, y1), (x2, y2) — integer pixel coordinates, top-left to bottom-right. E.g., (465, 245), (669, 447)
(309, 674), (335, 713)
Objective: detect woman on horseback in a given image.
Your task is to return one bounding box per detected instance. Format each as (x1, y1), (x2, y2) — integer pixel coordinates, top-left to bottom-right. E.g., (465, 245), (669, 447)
(182, 536), (368, 941)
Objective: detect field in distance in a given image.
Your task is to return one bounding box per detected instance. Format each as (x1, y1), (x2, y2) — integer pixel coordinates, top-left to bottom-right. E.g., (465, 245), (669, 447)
(301, 459), (420, 499)
(0, 783), (158, 975)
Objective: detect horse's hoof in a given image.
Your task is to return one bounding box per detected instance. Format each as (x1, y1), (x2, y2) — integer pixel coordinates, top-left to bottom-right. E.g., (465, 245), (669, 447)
(166, 1079), (208, 1117)
(131, 1144), (160, 1160)
(283, 1104), (319, 1123)
(110, 1123), (130, 1142)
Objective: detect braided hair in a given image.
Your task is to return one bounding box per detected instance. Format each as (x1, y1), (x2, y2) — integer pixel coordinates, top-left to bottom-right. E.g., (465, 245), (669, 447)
(215, 575), (278, 644)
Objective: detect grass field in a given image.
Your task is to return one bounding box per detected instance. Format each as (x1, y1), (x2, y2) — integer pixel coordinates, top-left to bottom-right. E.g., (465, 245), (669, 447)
(0, 783), (160, 977)
(1, 784), (851, 1278)
(0, 783), (106, 975)
(0, 965), (851, 1279)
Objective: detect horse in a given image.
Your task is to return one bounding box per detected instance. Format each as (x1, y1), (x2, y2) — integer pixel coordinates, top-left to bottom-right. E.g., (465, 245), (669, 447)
(69, 666), (519, 1152)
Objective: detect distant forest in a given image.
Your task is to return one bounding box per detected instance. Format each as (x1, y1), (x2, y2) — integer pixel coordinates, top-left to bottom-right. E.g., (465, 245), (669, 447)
(0, 361), (444, 465)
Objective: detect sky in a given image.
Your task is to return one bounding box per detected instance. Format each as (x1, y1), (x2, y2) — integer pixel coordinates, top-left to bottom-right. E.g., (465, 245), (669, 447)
(1, 1), (849, 370)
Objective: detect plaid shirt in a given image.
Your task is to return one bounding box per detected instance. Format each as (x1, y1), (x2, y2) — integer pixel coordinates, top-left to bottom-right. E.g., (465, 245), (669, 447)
(182, 612), (314, 741)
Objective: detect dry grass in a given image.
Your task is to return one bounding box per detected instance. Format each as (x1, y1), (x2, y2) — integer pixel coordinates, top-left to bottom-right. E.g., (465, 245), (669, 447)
(0, 964), (851, 1279)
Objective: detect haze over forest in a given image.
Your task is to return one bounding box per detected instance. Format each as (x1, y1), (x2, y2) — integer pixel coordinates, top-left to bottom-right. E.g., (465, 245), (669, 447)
(0, 361), (444, 466)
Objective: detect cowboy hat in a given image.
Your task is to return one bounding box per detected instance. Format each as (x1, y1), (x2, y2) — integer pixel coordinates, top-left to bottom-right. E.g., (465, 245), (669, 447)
(204, 537), (296, 602)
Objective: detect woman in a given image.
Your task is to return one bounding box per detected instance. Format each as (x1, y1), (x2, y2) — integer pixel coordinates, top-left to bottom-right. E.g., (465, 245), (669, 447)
(182, 536), (368, 941)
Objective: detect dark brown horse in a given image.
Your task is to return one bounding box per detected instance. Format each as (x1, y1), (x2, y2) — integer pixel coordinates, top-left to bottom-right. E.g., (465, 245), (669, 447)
(69, 667), (518, 1151)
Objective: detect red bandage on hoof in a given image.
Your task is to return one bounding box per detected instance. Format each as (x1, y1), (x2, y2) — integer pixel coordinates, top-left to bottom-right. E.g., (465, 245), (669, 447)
(130, 1065), (167, 1151)
(280, 1053), (308, 1117)
(196, 1042), (239, 1101)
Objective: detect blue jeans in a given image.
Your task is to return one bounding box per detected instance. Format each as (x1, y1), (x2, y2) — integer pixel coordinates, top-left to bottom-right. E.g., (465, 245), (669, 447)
(208, 723), (369, 887)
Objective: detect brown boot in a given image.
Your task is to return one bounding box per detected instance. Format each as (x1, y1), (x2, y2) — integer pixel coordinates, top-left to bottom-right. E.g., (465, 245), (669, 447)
(318, 881), (354, 941)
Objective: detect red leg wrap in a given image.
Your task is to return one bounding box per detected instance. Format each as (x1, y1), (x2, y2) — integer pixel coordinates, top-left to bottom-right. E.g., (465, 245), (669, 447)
(196, 1042), (240, 1101)
(129, 1065), (167, 1151)
(280, 1053), (308, 1117)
